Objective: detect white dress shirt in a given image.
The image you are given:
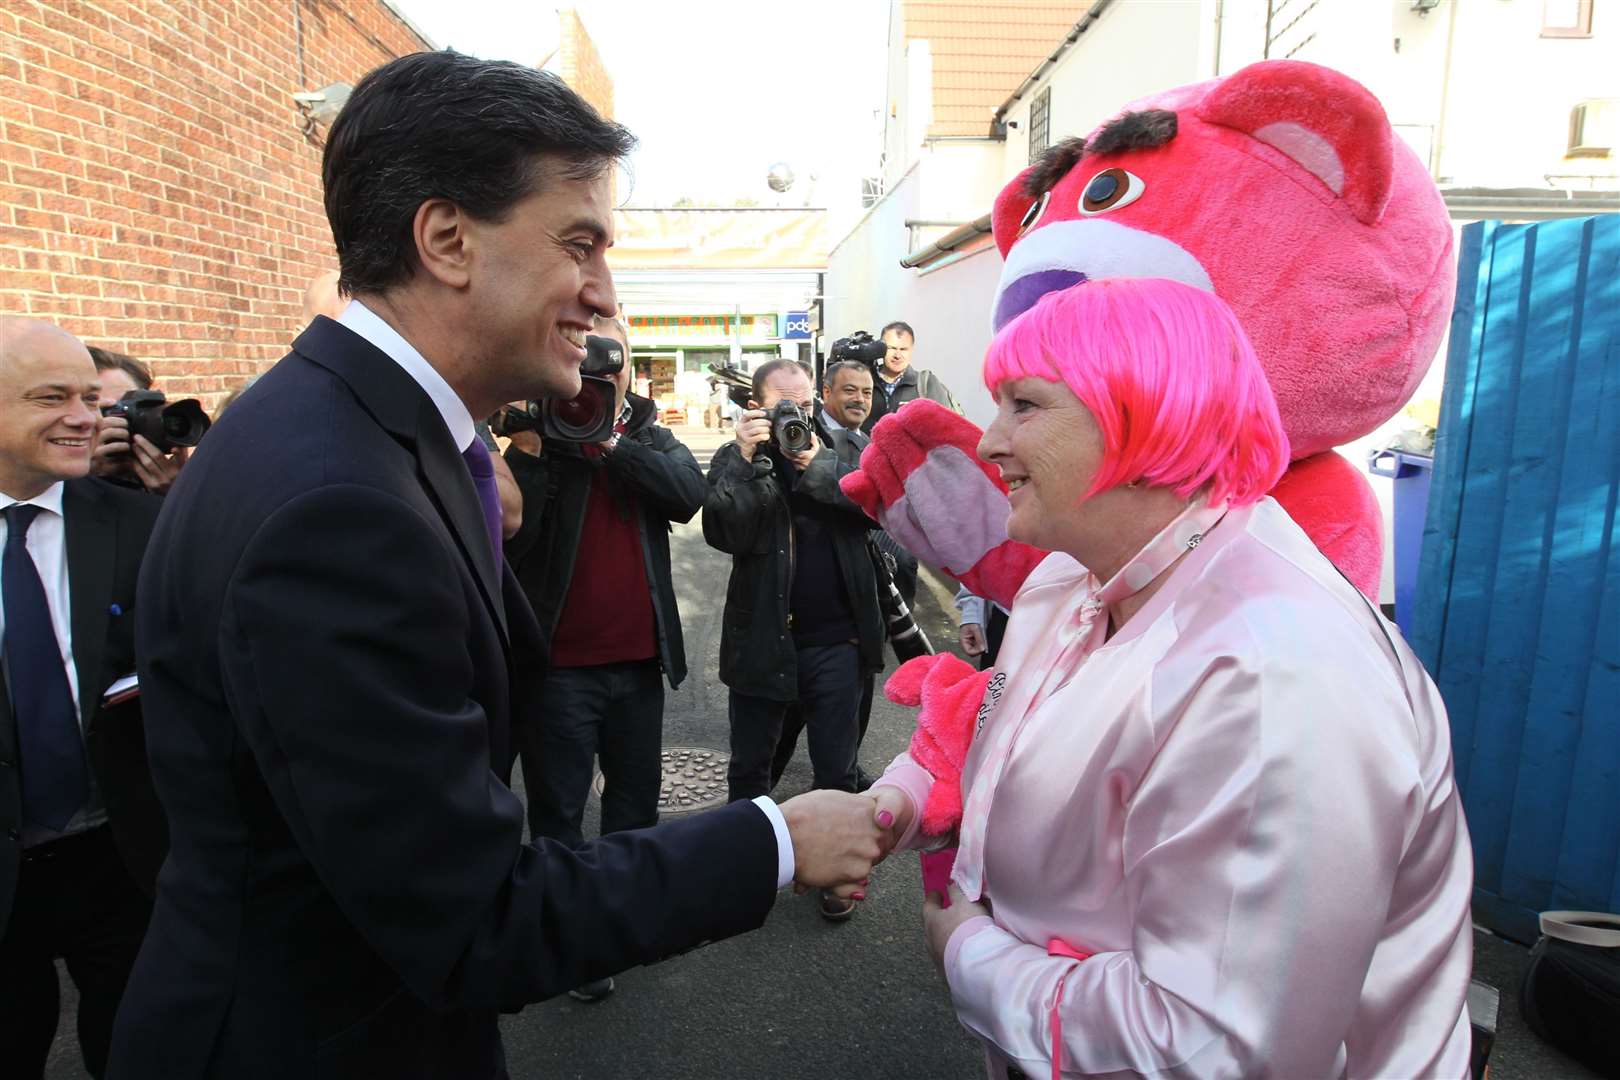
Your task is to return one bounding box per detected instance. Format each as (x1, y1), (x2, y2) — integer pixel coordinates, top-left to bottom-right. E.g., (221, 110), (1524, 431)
(331, 301), (796, 888)
(3, 480), (108, 843)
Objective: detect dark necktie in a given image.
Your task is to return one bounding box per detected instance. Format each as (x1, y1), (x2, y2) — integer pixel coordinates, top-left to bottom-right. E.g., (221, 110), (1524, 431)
(461, 440), (503, 564)
(3, 503), (89, 831)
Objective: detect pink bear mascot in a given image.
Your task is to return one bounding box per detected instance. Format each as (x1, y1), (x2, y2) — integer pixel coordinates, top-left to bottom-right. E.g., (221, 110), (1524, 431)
(847, 59), (1456, 855)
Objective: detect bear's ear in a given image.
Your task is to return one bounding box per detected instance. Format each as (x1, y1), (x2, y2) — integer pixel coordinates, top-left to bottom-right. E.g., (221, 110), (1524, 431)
(992, 169), (1038, 258)
(1197, 59), (1393, 225)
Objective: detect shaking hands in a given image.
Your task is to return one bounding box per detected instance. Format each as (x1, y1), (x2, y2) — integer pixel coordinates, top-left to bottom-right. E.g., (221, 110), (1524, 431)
(777, 787), (915, 899)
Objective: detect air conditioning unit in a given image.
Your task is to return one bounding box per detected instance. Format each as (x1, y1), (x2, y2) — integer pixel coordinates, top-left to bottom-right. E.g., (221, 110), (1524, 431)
(1568, 99), (1618, 158)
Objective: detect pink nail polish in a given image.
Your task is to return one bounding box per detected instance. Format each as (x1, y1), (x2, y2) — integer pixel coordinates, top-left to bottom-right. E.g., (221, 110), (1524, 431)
(877, 809), (894, 828)
(852, 891), (866, 901)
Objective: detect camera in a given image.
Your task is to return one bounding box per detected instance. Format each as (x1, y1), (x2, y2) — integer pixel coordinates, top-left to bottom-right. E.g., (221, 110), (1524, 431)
(99, 389), (210, 452)
(829, 331), (888, 366)
(764, 400), (815, 455)
(490, 335), (625, 444)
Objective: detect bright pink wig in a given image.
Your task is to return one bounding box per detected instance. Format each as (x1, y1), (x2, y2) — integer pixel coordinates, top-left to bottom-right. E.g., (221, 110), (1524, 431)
(983, 277), (1289, 507)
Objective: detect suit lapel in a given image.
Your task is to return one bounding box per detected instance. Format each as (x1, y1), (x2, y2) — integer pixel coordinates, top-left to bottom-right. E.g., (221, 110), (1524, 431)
(291, 318), (508, 643)
(62, 479), (115, 731)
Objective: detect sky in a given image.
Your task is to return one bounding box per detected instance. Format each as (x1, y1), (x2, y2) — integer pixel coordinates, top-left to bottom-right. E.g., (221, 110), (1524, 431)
(390, 0), (891, 217)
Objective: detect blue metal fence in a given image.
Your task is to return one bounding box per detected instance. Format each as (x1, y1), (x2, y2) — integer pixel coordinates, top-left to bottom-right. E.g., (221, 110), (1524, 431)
(1411, 214), (1619, 942)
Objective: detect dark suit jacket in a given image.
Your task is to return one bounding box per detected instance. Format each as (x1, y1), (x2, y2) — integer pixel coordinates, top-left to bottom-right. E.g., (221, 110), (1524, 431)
(0, 477), (166, 932)
(110, 317), (779, 1080)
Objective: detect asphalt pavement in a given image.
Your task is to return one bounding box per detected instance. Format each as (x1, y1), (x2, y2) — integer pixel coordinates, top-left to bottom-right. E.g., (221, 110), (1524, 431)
(43, 424), (1602, 1080)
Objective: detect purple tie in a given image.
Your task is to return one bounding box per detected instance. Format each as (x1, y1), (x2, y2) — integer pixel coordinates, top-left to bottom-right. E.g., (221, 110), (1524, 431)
(461, 440), (503, 565)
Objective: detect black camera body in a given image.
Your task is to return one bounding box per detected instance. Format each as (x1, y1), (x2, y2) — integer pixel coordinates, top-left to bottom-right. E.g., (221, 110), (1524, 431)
(764, 400), (815, 455)
(100, 389), (210, 453)
(490, 335), (625, 445)
(829, 331), (889, 367)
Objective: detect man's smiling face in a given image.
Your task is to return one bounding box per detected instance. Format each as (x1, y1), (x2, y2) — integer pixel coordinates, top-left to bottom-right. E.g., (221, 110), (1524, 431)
(0, 317), (101, 499)
(461, 162), (618, 406)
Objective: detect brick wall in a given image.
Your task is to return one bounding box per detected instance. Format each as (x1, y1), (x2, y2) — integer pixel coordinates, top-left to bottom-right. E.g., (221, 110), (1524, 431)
(1, 0), (431, 409)
(553, 9), (613, 123)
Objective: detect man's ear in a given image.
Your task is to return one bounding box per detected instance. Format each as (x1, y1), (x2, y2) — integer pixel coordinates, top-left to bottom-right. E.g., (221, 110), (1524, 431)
(746, 399), (760, 410)
(413, 199), (472, 288)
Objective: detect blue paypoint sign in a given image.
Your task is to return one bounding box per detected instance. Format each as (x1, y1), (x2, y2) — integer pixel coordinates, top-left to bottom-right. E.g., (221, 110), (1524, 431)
(782, 312), (811, 339)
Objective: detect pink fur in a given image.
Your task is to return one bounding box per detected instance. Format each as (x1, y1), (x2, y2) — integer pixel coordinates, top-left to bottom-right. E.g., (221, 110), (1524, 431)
(982, 278), (1289, 508)
(886, 654), (990, 836)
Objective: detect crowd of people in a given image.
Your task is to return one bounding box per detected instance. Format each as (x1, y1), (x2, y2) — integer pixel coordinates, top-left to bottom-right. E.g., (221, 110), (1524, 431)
(1, 48), (1477, 1080)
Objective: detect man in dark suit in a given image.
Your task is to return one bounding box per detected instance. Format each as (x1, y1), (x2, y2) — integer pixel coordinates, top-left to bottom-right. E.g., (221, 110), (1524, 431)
(0, 317), (166, 1079)
(108, 52), (885, 1080)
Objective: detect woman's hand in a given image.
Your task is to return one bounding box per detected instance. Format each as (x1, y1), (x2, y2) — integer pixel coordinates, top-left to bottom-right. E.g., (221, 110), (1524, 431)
(871, 785), (913, 861)
(923, 883), (989, 975)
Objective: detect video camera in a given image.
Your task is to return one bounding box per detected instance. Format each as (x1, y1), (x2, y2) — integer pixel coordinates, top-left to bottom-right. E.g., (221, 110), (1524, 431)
(490, 335), (625, 444)
(829, 331), (888, 367)
(99, 389), (211, 453)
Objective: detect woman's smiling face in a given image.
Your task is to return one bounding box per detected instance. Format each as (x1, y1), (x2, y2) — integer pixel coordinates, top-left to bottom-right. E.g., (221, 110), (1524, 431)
(977, 375), (1106, 556)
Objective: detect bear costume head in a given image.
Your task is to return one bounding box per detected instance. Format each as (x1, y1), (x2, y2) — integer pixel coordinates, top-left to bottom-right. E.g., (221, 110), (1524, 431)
(988, 60), (1455, 596)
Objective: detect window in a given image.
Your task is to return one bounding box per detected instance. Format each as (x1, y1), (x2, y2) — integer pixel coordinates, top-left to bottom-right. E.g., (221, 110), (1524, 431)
(1568, 100), (1617, 158)
(1028, 87), (1051, 165)
(1542, 0), (1593, 37)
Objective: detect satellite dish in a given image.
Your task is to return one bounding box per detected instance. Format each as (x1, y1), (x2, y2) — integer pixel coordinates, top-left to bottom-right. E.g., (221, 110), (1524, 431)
(766, 162), (795, 193)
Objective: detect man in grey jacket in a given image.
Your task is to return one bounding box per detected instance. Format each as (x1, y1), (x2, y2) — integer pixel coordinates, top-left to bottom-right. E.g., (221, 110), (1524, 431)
(860, 321), (960, 433)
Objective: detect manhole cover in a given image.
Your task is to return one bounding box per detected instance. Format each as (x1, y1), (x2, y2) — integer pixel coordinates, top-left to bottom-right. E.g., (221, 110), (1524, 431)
(594, 746), (730, 814)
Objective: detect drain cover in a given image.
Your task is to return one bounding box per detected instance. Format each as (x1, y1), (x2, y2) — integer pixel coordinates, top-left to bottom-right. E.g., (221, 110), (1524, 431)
(594, 746), (730, 814)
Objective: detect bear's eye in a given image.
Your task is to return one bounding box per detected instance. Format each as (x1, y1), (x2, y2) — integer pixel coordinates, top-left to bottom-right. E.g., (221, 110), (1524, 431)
(1017, 191), (1051, 235)
(1079, 168), (1144, 215)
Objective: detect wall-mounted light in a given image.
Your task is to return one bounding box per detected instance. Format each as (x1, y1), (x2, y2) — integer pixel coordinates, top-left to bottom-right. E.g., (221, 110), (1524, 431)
(293, 82), (353, 136)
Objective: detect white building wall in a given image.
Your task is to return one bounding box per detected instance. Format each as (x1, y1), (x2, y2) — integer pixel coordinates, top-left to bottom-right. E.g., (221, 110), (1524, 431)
(824, 166), (1004, 426)
(998, 0), (1206, 183)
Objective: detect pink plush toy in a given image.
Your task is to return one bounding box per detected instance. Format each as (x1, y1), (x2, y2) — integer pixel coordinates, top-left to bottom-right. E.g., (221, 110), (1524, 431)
(844, 59), (1455, 605)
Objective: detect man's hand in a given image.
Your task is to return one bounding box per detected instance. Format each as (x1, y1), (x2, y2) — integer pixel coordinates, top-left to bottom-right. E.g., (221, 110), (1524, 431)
(505, 429), (541, 457)
(786, 445), (818, 473)
(779, 789), (885, 897)
(91, 414), (134, 479)
(733, 409), (770, 462)
(871, 784), (913, 861)
(923, 883), (990, 975)
(959, 622), (987, 657)
(129, 434), (187, 494)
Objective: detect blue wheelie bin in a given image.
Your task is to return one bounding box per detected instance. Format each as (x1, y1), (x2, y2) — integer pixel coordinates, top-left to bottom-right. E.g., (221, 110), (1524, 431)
(1366, 448), (1433, 639)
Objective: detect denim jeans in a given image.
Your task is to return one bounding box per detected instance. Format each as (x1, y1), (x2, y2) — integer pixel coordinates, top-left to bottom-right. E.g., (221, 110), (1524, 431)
(518, 659), (665, 847)
(727, 641), (861, 801)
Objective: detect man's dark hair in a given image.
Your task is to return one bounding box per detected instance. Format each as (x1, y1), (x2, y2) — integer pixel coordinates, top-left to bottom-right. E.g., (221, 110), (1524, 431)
(750, 358), (813, 404)
(879, 321), (915, 341)
(822, 360), (872, 389)
(323, 51), (637, 295)
(88, 346), (153, 390)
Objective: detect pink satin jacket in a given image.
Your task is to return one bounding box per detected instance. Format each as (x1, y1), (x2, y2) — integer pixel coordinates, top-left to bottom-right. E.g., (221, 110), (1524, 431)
(878, 498), (1473, 1079)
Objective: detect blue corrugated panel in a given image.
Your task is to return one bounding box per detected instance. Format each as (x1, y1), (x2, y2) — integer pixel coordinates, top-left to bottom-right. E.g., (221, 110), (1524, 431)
(1412, 215), (1619, 943)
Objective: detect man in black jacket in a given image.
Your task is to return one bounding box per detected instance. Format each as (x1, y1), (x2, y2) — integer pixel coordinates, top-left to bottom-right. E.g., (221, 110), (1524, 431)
(0, 317), (166, 1079)
(109, 53), (884, 1079)
(504, 318), (703, 1000)
(704, 360), (885, 918)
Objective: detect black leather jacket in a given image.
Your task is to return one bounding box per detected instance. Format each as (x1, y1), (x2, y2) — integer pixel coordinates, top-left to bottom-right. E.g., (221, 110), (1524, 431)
(702, 424), (884, 703)
(504, 394), (703, 688)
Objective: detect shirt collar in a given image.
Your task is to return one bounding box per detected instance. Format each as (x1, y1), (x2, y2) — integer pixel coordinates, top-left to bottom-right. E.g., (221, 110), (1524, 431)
(337, 298), (477, 452)
(0, 480), (66, 516)
(820, 409), (847, 433)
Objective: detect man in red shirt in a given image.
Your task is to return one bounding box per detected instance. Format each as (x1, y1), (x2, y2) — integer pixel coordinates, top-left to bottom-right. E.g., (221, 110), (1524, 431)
(502, 317), (704, 999)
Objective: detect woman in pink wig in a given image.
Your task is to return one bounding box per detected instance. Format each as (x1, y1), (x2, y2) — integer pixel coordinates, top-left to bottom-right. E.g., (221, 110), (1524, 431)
(867, 278), (1474, 1079)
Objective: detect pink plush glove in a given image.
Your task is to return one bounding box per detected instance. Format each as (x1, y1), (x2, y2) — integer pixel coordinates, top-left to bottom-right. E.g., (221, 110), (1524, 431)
(840, 400), (1045, 609)
(885, 652), (993, 836)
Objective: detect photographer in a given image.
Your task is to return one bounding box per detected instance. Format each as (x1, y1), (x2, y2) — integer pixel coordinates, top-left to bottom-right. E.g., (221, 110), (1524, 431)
(502, 316), (704, 999)
(861, 320), (960, 433)
(87, 348), (191, 495)
(703, 359), (885, 920)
